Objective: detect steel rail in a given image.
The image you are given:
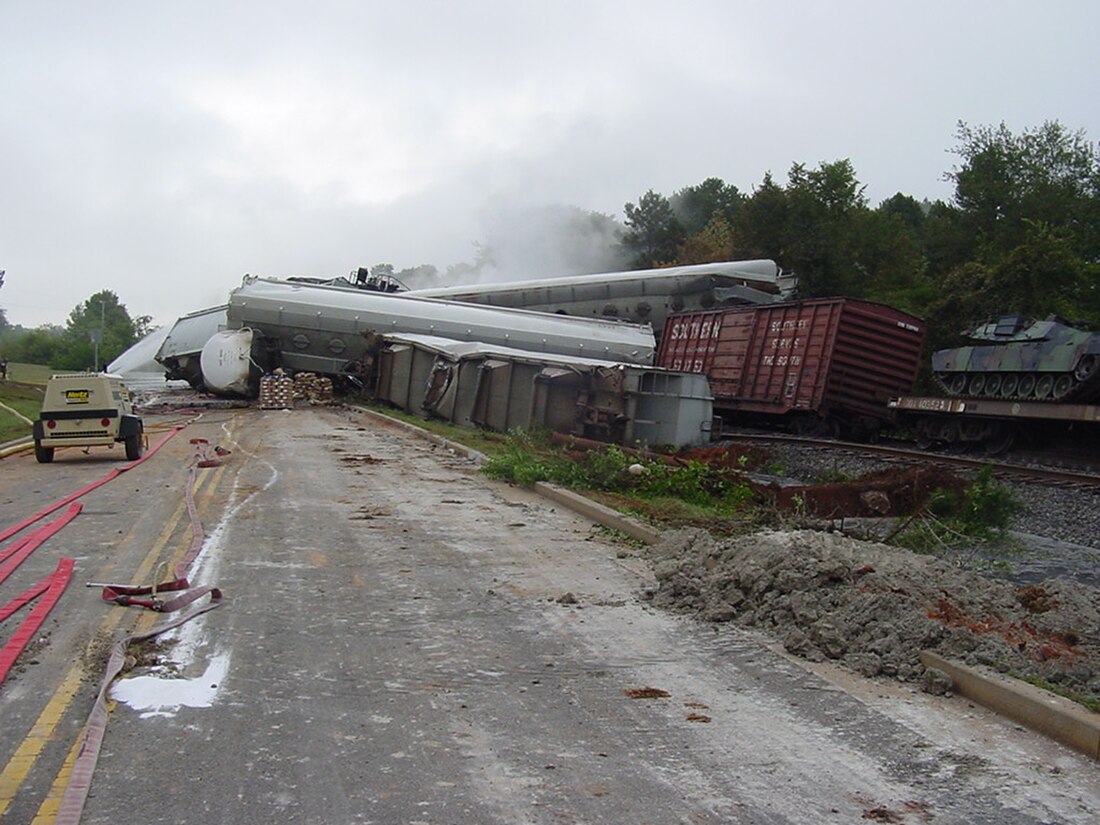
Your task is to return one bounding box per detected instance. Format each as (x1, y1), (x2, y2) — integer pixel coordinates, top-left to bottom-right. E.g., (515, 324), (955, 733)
(724, 432), (1100, 490)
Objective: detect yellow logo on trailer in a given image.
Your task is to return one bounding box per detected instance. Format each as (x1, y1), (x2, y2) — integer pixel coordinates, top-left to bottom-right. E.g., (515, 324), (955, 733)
(63, 389), (91, 404)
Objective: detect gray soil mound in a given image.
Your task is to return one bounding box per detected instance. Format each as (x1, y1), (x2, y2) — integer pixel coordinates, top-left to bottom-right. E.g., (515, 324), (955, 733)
(643, 528), (1100, 703)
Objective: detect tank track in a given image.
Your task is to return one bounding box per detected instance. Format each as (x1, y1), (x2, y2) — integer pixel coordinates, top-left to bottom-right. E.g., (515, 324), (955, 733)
(934, 356), (1100, 403)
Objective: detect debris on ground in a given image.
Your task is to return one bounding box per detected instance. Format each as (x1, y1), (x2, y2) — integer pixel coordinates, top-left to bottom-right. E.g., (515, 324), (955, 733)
(623, 687), (672, 699)
(642, 528), (1100, 705)
(755, 465), (970, 519)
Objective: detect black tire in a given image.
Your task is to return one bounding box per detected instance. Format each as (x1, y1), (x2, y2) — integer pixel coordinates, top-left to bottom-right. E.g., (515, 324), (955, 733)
(125, 431), (144, 460)
(35, 442), (54, 463)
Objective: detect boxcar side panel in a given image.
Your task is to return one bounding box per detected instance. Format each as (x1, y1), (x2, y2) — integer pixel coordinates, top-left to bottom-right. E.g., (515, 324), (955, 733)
(658, 299), (925, 425)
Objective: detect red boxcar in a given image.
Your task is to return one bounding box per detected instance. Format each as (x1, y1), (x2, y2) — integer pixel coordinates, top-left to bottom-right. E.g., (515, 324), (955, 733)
(657, 298), (925, 436)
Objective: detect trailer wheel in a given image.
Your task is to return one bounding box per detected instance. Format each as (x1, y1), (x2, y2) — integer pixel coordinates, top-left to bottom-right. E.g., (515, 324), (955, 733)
(125, 431), (144, 461)
(34, 442), (55, 463)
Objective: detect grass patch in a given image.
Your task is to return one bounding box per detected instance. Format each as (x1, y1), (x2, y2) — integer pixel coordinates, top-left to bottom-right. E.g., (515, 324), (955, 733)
(480, 428), (762, 531)
(1012, 673), (1100, 714)
(0, 379), (46, 443)
(3, 362), (53, 386)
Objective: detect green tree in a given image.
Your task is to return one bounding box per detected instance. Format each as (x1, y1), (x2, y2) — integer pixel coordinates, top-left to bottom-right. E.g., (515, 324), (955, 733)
(923, 224), (1098, 351)
(947, 120), (1100, 263)
(731, 161), (874, 298)
(730, 172), (788, 261)
(7, 325), (63, 364)
(782, 159), (869, 297)
(622, 190), (685, 268)
(670, 177), (744, 236)
(854, 207), (930, 311)
(673, 212), (738, 265)
(54, 291), (140, 371)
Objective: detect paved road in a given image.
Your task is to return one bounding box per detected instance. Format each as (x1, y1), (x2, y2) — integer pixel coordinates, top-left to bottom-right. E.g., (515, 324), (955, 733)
(2, 406), (1098, 824)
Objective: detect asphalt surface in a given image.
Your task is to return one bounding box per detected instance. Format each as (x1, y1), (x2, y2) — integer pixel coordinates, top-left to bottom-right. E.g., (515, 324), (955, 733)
(1, 405), (1098, 824)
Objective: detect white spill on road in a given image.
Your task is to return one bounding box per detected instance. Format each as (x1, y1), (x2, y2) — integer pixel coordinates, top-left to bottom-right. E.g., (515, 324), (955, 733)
(111, 651), (231, 719)
(112, 435), (281, 721)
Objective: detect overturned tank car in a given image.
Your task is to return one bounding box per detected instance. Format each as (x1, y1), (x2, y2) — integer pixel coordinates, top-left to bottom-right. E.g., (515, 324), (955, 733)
(933, 314), (1100, 403)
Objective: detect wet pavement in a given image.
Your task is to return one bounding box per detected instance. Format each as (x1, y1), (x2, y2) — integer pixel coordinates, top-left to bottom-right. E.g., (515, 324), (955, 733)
(2, 406), (1099, 824)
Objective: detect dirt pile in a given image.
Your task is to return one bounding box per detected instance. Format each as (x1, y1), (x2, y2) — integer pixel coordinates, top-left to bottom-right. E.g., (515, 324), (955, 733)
(642, 528), (1100, 702)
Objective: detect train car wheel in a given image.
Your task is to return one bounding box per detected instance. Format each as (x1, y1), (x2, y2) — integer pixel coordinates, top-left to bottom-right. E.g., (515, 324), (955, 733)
(791, 414), (818, 437)
(914, 418), (935, 449)
(983, 423), (1015, 456)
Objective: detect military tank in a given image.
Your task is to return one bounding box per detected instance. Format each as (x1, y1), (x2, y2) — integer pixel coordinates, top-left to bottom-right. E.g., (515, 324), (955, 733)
(933, 314), (1100, 402)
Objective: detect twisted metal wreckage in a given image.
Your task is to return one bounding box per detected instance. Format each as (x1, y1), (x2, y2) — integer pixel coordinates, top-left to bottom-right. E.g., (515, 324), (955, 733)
(112, 260), (792, 449)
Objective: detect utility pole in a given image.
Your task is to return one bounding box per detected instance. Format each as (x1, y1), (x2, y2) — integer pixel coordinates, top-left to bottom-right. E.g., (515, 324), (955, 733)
(92, 300), (105, 372)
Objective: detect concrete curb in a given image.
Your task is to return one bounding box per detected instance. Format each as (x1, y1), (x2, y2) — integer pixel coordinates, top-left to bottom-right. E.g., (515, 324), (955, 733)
(921, 651), (1099, 760)
(533, 482), (662, 545)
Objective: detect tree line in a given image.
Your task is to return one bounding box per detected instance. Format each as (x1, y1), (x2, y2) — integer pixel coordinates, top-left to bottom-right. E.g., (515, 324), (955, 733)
(0, 291), (151, 372)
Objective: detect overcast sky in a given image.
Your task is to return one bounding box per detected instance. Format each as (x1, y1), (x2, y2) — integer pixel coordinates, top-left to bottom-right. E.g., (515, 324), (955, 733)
(2, 1), (1098, 329)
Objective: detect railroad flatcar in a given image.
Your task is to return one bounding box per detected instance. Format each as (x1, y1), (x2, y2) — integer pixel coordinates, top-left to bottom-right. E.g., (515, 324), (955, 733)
(657, 298), (926, 438)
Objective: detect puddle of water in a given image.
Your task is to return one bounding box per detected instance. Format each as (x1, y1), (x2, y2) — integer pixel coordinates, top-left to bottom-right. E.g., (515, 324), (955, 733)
(111, 651), (231, 719)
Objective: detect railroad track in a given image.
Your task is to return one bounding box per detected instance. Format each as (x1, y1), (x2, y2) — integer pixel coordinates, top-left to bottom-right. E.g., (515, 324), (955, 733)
(724, 431), (1100, 490)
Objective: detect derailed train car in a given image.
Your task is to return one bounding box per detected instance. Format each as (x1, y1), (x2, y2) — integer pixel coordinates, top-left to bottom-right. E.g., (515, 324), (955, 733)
(374, 334), (714, 448)
(657, 298), (926, 439)
(408, 259), (793, 334)
(154, 305), (229, 388)
(204, 276), (657, 396)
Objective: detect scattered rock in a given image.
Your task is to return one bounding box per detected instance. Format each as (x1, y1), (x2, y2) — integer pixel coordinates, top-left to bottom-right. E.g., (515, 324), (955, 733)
(922, 666), (953, 696)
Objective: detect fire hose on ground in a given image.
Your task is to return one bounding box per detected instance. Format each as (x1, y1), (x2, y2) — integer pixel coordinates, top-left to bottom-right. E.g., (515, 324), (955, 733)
(0, 421), (228, 824)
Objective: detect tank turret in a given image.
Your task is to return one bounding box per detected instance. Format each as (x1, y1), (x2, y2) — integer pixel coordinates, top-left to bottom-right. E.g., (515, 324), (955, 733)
(933, 314), (1100, 401)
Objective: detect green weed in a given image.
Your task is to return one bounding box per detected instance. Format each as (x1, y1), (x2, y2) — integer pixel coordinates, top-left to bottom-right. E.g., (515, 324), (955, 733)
(891, 467), (1022, 570)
